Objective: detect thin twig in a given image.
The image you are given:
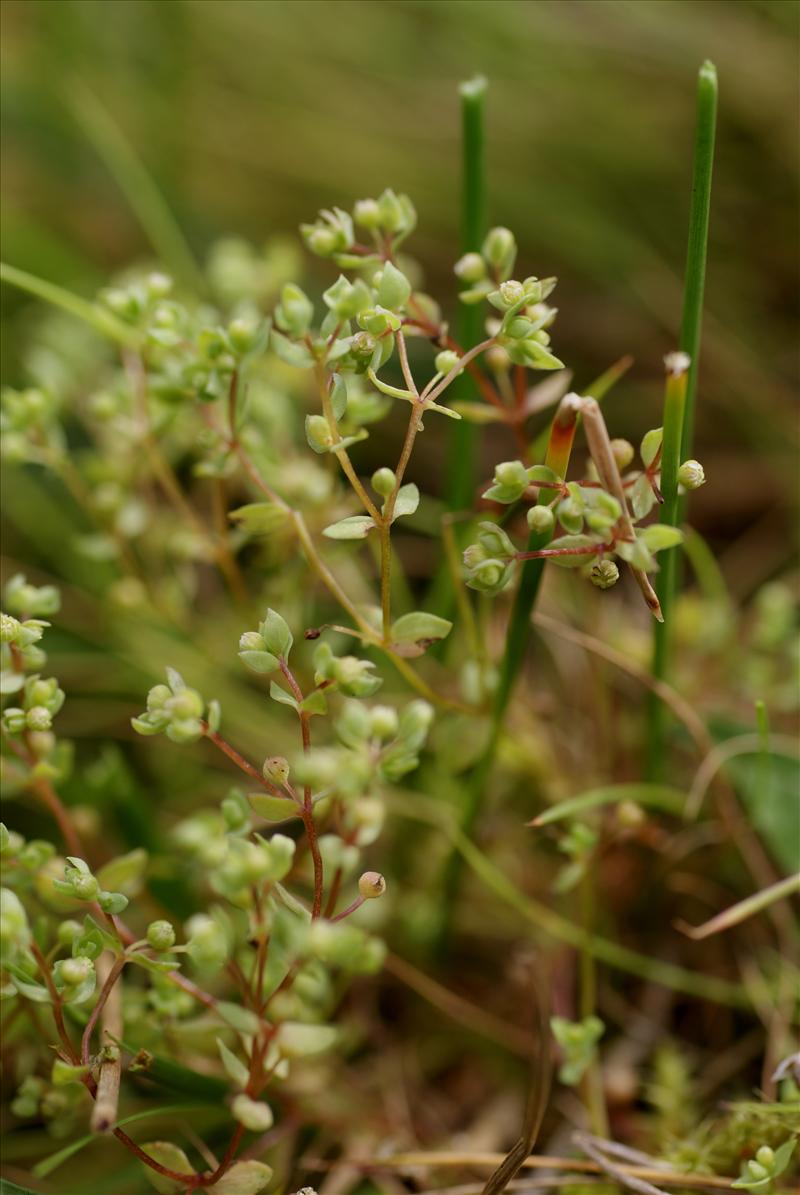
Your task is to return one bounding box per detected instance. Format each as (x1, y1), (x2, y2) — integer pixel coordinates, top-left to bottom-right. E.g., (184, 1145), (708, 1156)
(90, 955), (124, 1133)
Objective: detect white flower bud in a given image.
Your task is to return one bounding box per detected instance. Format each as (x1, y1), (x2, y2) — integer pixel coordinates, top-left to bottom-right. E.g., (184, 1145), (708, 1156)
(590, 560), (619, 589)
(358, 871), (386, 899)
(610, 438), (634, 470)
(371, 468), (396, 497)
(434, 349), (461, 376)
(454, 252), (486, 283)
(146, 920), (176, 951)
(678, 459), (705, 489)
(527, 506), (555, 534)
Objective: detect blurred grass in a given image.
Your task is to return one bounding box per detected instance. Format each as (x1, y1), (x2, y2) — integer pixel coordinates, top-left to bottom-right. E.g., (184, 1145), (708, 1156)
(0, 1), (797, 706)
(1, 1), (797, 550)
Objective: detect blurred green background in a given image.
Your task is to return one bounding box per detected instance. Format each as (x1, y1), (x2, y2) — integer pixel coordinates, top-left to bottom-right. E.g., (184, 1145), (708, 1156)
(2, 0), (798, 586)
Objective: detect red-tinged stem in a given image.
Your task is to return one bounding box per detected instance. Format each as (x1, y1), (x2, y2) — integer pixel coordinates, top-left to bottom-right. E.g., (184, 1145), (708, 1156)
(332, 895), (365, 922)
(202, 723), (285, 798)
(30, 942), (79, 1065)
(81, 955), (126, 1064)
(514, 545), (602, 561)
(279, 660), (324, 919)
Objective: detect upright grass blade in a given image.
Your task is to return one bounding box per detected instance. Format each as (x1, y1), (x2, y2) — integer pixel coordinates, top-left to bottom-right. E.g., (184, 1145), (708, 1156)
(0, 261), (138, 346)
(69, 83), (206, 294)
(437, 366), (623, 948)
(647, 62), (718, 779)
(445, 76), (488, 514)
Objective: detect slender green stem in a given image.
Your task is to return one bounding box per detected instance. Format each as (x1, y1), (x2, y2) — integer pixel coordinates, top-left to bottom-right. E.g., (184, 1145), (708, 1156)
(678, 62), (718, 471)
(0, 262), (138, 345)
(395, 796), (748, 1007)
(436, 396), (581, 948)
(437, 358), (633, 947)
(69, 83), (205, 293)
(646, 62), (717, 778)
(445, 76), (487, 514)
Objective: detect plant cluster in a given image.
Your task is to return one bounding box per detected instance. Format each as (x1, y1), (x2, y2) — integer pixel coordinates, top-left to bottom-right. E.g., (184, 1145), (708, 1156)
(1, 172), (796, 1195)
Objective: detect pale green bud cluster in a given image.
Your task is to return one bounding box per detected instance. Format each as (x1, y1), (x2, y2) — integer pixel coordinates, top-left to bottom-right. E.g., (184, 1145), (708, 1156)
(4, 574), (60, 618)
(51, 856), (129, 915)
(0, 387), (63, 463)
(185, 911), (230, 971)
(3, 673), (65, 736)
(463, 522), (517, 595)
(300, 206), (355, 258)
(238, 608), (293, 674)
(131, 667), (213, 744)
(456, 226), (517, 303)
(550, 1014), (605, 1085)
(732, 1140), (796, 1192)
(678, 458), (706, 490)
(590, 559), (620, 589)
(312, 641), (382, 698)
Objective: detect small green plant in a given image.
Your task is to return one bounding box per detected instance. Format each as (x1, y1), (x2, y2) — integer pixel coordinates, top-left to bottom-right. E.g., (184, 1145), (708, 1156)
(2, 65), (797, 1195)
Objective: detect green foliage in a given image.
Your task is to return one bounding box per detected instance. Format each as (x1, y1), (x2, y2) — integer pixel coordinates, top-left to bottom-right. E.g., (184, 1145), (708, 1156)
(0, 54), (794, 1195)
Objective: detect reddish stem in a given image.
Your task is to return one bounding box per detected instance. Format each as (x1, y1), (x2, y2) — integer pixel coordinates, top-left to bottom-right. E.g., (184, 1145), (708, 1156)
(81, 955), (126, 1064)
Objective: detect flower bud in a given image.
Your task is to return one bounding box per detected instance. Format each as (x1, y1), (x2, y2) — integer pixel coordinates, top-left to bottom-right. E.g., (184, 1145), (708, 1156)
(349, 330), (377, 365)
(3, 708), (27, 734)
(527, 506), (555, 534)
(369, 705), (398, 740)
(0, 613), (20, 643)
(25, 706), (52, 731)
(371, 467), (396, 497)
(147, 919), (176, 951)
(353, 197), (381, 229)
(610, 438), (634, 470)
(227, 316), (263, 355)
(232, 1093), (274, 1131)
(590, 560), (619, 589)
(358, 871), (386, 899)
(434, 349), (461, 376)
(276, 284), (314, 337)
(146, 684), (172, 713)
(485, 344), (511, 374)
(261, 755), (290, 788)
(678, 459), (705, 490)
(454, 252), (486, 283)
(72, 873), (100, 901)
(58, 956), (93, 986)
(238, 631), (264, 653)
(186, 913), (228, 970)
(498, 280), (525, 307)
(145, 272), (173, 299)
(305, 414), (334, 453)
(376, 188), (408, 233)
(56, 920), (82, 947)
(167, 689), (204, 720)
(482, 227), (517, 272)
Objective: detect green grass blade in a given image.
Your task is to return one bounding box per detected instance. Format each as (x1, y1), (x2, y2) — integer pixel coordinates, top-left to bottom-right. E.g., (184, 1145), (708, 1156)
(678, 61), (718, 467)
(445, 76), (487, 513)
(529, 783), (686, 827)
(32, 1103), (208, 1178)
(396, 797), (747, 1007)
(647, 62), (718, 778)
(0, 261), (138, 346)
(69, 83), (205, 294)
(436, 361), (630, 946)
